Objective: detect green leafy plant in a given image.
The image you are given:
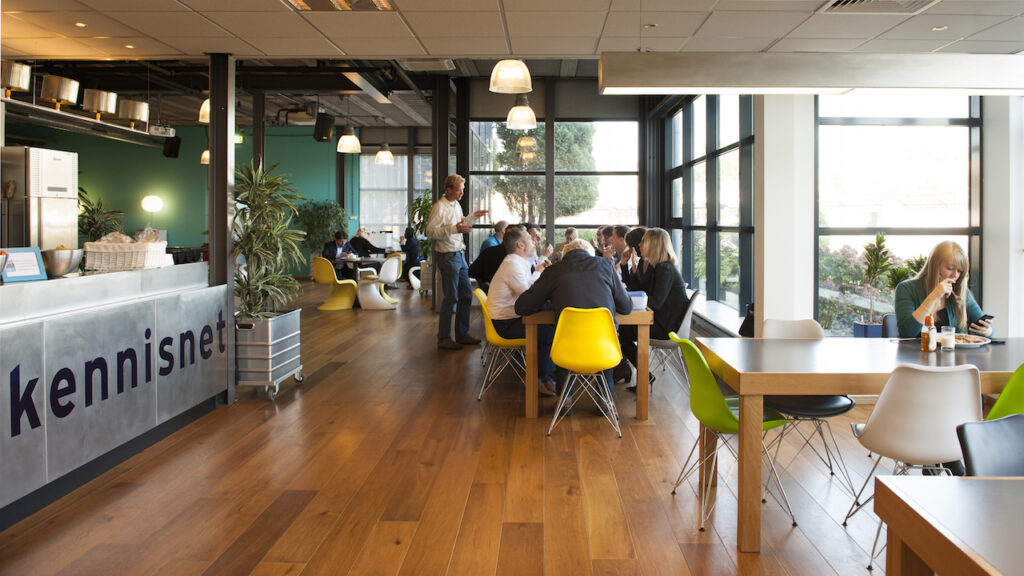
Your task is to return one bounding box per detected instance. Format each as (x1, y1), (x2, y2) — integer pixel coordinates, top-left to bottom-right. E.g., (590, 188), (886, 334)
(294, 199), (348, 255)
(233, 162), (306, 318)
(408, 188), (434, 259)
(862, 232), (892, 323)
(886, 265), (914, 291)
(78, 187), (125, 242)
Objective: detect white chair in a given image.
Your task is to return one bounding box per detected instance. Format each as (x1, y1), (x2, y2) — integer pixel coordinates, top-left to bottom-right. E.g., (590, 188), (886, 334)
(357, 256), (399, 311)
(650, 289), (700, 390)
(377, 254), (402, 305)
(760, 318), (859, 503)
(408, 265), (421, 291)
(843, 364), (982, 569)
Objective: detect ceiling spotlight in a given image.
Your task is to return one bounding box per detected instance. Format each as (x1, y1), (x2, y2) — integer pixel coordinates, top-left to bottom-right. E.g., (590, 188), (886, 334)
(506, 94), (537, 130)
(489, 59), (532, 94)
(123, 44), (135, 49)
(932, 25), (948, 31)
(74, 22), (88, 28)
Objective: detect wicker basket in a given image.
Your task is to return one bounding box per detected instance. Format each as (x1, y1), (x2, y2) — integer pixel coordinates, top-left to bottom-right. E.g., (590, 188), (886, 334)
(84, 241), (167, 271)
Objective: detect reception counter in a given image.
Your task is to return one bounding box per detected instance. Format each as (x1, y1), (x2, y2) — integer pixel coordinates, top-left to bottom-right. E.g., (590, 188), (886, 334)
(0, 263), (230, 520)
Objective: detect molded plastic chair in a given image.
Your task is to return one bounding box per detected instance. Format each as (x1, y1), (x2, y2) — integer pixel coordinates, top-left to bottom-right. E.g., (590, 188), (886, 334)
(881, 313), (899, 338)
(408, 266), (421, 291)
(985, 363), (1024, 421)
(472, 289), (525, 400)
(548, 307), (624, 438)
(650, 289), (700, 390)
(761, 318), (857, 498)
(377, 253), (402, 305)
(957, 414), (1024, 477)
(842, 364), (982, 569)
(356, 258), (396, 311)
(668, 334), (797, 531)
(311, 257), (358, 310)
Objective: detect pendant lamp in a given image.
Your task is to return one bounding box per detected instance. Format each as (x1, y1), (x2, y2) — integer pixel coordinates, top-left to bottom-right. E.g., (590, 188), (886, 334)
(200, 149), (210, 164)
(198, 98), (210, 123)
(375, 142), (394, 165)
(516, 136), (537, 152)
(506, 94), (537, 130)
(337, 125), (361, 153)
(489, 59), (532, 94)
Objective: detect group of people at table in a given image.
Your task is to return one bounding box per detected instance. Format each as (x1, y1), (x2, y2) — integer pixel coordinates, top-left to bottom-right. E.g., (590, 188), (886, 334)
(321, 226), (421, 282)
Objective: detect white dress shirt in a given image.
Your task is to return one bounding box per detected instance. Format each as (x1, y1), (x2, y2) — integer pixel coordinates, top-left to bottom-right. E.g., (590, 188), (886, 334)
(488, 253), (541, 320)
(426, 196), (478, 254)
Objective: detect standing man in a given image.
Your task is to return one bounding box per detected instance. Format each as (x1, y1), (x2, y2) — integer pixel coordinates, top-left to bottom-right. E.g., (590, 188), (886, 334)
(427, 174), (488, 350)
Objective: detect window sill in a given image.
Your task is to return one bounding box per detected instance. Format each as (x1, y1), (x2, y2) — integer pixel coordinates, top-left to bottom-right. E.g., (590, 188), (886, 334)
(688, 289), (744, 338)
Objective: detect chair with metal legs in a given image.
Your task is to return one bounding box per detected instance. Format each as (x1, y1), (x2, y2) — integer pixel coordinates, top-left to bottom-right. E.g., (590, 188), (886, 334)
(668, 333), (797, 532)
(649, 289), (700, 390)
(841, 364), (982, 570)
(548, 307), (624, 438)
(472, 289), (525, 400)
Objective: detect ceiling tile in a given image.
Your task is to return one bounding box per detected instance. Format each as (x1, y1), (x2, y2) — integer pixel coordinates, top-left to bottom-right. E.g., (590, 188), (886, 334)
(787, 14), (909, 39)
(336, 36), (425, 56)
(603, 11), (705, 37)
(969, 15), (1024, 41)
(509, 36), (597, 55)
(694, 11), (808, 37)
(681, 36), (775, 51)
(879, 14), (1009, 40)
(160, 36), (262, 55)
(9, 11), (140, 38)
(713, 0), (822, 11)
(1, 15), (62, 38)
(75, 0), (189, 11)
(394, 0), (501, 10)
(852, 38), (950, 52)
(938, 39), (1024, 53)
(302, 12), (413, 38)
(504, 0), (610, 11)
(2, 0), (91, 9)
(178, 0), (291, 10)
(597, 36), (686, 52)
(106, 12), (228, 37)
(506, 11), (606, 36)
(610, 0), (715, 9)
(202, 11), (323, 38)
(420, 36), (508, 56)
(924, 1), (1024, 16)
(402, 11), (503, 37)
(75, 36), (182, 57)
(769, 37), (865, 51)
(244, 36), (345, 56)
(2, 37), (107, 57)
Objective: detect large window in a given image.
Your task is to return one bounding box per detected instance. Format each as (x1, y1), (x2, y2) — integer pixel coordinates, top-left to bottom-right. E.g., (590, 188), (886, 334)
(666, 95), (754, 311)
(468, 119), (639, 257)
(359, 154), (432, 239)
(815, 95), (980, 335)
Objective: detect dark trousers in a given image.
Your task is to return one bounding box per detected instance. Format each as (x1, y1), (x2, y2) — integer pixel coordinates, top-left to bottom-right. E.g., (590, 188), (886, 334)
(493, 317), (555, 377)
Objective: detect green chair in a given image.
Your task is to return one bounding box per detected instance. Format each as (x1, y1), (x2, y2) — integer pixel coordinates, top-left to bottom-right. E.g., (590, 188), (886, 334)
(986, 363), (1024, 421)
(668, 333), (796, 531)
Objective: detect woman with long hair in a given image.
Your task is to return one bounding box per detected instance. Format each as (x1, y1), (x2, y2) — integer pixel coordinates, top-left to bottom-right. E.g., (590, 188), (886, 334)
(894, 241), (992, 338)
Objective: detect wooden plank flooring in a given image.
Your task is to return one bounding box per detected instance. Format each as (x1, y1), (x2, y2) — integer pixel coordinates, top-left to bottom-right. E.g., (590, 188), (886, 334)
(0, 283), (894, 575)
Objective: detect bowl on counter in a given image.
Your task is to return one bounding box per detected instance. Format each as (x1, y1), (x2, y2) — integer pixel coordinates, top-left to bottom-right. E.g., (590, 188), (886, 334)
(41, 248), (83, 278)
(0, 252), (7, 278)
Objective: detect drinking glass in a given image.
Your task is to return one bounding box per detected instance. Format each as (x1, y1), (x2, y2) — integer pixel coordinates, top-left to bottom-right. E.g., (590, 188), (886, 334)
(940, 326), (956, 351)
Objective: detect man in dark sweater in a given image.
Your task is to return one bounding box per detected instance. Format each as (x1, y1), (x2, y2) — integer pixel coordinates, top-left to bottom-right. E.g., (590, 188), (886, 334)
(322, 230), (356, 280)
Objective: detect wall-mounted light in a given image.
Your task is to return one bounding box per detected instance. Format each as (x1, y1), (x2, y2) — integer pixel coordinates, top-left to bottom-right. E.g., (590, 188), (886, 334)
(489, 59), (532, 94)
(141, 195), (163, 227)
(506, 94), (537, 130)
(337, 125), (361, 153)
(375, 142), (394, 165)
(198, 98), (210, 123)
(200, 149), (210, 164)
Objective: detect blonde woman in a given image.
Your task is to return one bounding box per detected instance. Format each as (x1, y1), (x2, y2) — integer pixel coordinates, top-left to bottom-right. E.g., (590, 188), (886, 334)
(894, 241), (992, 338)
(618, 228), (689, 390)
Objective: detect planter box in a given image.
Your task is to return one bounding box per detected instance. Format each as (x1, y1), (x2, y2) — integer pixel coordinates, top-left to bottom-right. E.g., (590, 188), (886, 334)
(853, 321), (883, 338)
(236, 308), (304, 399)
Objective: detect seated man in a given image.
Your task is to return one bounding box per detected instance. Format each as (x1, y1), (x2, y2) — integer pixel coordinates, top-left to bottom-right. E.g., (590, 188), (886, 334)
(468, 231), (511, 292)
(400, 226), (421, 282)
(488, 226), (556, 396)
(479, 220), (508, 253)
(322, 230), (356, 281)
(515, 239), (632, 394)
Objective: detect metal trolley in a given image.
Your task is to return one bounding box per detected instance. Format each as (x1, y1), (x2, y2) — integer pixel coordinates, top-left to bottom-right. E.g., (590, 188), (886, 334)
(236, 309), (305, 400)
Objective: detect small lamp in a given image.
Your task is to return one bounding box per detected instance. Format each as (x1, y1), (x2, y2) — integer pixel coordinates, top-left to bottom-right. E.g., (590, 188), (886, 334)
(506, 94), (537, 130)
(198, 98), (210, 123)
(489, 59), (532, 94)
(141, 195), (163, 227)
(337, 125), (361, 153)
(516, 136), (537, 152)
(200, 149), (210, 164)
(375, 142), (394, 165)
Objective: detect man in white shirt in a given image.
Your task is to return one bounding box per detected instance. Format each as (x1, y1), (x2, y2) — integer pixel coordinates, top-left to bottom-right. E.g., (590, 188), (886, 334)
(488, 226), (556, 395)
(426, 174), (488, 350)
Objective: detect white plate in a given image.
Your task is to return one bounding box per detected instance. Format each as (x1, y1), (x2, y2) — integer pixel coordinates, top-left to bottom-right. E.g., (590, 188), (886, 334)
(954, 335), (990, 349)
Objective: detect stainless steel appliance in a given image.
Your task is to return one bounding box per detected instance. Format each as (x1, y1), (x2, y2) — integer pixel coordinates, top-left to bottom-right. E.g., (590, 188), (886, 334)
(1, 146), (79, 249)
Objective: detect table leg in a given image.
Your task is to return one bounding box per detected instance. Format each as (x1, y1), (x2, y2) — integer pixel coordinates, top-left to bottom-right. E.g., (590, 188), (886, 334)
(698, 423), (718, 489)
(636, 324), (650, 420)
(525, 323), (538, 418)
(737, 393), (762, 553)
(886, 529), (932, 576)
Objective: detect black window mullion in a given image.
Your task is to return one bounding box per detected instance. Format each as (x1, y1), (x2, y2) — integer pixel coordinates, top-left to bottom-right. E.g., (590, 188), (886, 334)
(738, 95), (754, 315)
(682, 100), (695, 286)
(705, 96), (720, 303)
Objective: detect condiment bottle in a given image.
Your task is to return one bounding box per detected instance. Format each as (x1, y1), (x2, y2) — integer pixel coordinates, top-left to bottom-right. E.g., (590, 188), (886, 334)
(921, 315), (934, 352)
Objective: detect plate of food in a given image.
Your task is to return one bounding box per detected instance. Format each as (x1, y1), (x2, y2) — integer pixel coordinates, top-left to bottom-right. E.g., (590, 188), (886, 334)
(955, 333), (990, 348)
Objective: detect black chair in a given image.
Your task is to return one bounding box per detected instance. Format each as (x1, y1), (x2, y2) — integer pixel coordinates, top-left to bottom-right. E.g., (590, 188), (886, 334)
(956, 414), (1024, 476)
(881, 313), (899, 338)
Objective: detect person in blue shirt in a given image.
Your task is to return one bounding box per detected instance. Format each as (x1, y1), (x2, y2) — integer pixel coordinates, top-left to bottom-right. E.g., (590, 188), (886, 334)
(894, 241), (993, 338)
(479, 220), (508, 253)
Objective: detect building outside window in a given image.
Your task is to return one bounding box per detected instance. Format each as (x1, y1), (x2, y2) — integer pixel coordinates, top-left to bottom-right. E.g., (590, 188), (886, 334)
(815, 95), (981, 335)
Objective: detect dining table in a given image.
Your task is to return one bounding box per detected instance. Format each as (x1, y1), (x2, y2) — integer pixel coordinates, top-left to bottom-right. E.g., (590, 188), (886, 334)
(523, 309), (653, 420)
(693, 336), (1023, 553)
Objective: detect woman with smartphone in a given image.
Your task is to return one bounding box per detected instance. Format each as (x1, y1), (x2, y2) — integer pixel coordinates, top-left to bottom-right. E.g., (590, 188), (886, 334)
(893, 241), (993, 338)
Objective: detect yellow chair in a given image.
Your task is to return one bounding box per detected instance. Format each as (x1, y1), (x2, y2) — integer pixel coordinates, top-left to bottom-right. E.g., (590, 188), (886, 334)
(548, 307), (624, 437)
(311, 257), (358, 310)
(473, 289), (525, 400)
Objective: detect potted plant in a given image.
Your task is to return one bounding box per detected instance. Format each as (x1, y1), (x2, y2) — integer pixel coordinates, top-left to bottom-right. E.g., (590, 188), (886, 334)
(294, 199), (348, 277)
(886, 254), (926, 293)
(78, 187), (124, 242)
(233, 161), (307, 399)
(854, 232), (891, 338)
(408, 188), (434, 292)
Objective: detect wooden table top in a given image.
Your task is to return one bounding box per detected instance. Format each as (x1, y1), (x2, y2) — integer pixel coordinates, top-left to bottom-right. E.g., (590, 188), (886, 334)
(694, 337), (1022, 395)
(875, 476), (1024, 576)
(523, 309), (653, 325)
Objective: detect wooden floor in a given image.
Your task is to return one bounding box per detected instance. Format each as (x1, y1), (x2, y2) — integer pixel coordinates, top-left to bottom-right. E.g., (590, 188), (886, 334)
(0, 284), (894, 576)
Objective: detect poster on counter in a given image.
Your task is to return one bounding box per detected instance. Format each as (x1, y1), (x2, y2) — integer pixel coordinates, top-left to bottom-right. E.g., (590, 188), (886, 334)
(1, 247), (47, 283)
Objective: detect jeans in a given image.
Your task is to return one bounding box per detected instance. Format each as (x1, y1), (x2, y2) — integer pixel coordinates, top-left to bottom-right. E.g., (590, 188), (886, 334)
(436, 251), (473, 341)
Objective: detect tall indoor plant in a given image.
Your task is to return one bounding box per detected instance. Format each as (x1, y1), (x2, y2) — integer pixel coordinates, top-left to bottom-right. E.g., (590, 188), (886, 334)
(408, 188), (434, 292)
(854, 232), (892, 337)
(233, 161), (307, 399)
(294, 199), (348, 276)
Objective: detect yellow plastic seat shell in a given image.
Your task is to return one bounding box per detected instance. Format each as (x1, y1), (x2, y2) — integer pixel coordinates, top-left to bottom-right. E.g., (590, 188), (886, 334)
(473, 289), (526, 400)
(311, 257), (358, 310)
